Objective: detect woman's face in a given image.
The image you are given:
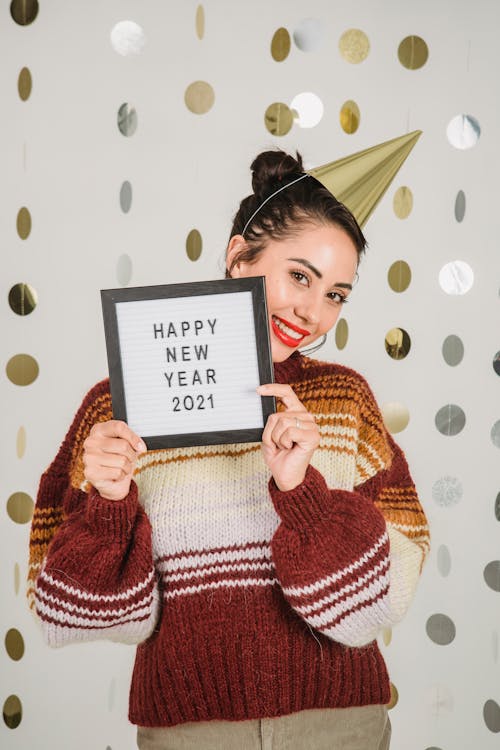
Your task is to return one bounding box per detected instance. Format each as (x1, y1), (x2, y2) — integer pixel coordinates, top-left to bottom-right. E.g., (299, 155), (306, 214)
(227, 223), (359, 362)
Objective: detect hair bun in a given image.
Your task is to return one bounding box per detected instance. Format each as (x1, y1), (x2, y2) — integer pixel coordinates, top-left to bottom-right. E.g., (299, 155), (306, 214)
(250, 150), (304, 198)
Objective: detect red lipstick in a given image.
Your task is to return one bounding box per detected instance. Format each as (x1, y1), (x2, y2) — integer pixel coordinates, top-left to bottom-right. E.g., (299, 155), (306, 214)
(271, 315), (310, 348)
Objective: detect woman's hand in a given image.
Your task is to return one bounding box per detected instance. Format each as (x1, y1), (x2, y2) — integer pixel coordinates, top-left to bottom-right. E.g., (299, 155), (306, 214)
(257, 383), (320, 492)
(83, 421), (147, 501)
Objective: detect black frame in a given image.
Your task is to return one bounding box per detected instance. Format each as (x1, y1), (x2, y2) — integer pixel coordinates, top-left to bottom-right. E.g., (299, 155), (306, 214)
(101, 277), (275, 449)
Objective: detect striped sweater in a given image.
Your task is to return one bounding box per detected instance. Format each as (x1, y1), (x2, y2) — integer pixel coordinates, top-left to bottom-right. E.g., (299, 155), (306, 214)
(28, 352), (430, 728)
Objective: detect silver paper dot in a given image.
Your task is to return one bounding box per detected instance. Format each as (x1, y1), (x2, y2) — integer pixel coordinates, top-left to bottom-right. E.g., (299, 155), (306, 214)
(110, 21), (146, 56)
(447, 114), (481, 149)
(426, 613), (456, 645)
(493, 351), (500, 376)
(432, 476), (463, 507)
(439, 260), (474, 295)
(435, 404), (466, 436)
(117, 103), (138, 136)
(483, 700), (500, 733)
(293, 18), (323, 52)
(119, 181), (132, 213)
(484, 561), (500, 592)
(454, 190), (466, 222)
(442, 335), (464, 366)
(491, 421), (500, 449)
(116, 254), (132, 286)
(437, 545), (451, 577)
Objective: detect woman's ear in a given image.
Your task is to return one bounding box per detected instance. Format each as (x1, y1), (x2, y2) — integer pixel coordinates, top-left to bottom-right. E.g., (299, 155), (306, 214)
(226, 235), (247, 278)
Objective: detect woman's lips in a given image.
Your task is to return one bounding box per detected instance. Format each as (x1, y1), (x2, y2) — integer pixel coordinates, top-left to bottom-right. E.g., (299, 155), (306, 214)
(271, 315), (310, 348)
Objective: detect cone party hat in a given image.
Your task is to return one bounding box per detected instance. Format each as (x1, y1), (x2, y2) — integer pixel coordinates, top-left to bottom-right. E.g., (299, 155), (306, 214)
(308, 130), (422, 227)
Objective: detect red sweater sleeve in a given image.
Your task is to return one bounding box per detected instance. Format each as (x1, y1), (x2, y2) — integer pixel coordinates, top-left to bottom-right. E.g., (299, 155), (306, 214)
(27, 380), (160, 647)
(270, 433), (429, 648)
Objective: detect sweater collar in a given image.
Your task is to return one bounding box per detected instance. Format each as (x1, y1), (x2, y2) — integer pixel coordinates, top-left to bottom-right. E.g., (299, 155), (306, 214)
(273, 351), (304, 384)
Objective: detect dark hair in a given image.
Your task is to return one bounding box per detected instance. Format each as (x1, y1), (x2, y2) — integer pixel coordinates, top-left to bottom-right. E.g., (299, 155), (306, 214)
(226, 150), (366, 277)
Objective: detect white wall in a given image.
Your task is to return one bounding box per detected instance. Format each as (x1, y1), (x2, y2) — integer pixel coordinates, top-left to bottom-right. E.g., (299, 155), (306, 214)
(2, 1), (499, 748)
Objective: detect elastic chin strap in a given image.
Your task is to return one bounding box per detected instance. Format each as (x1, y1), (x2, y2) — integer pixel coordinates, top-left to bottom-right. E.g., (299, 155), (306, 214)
(299, 333), (327, 355)
(242, 173), (309, 236)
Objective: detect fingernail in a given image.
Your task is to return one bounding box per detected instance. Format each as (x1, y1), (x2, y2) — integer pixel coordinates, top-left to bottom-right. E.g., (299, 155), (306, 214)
(137, 440), (147, 452)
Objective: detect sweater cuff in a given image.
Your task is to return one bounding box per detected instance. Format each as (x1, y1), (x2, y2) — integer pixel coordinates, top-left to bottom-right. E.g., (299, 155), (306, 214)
(86, 481), (139, 542)
(269, 465), (336, 528)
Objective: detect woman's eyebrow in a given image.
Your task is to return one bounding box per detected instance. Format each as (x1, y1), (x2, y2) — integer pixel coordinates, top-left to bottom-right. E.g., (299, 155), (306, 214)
(287, 257), (322, 278)
(287, 258), (353, 289)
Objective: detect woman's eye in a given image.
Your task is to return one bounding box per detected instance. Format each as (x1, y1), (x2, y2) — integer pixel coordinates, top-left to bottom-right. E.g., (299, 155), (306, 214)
(329, 291), (347, 304)
(291, 271), (309, 285)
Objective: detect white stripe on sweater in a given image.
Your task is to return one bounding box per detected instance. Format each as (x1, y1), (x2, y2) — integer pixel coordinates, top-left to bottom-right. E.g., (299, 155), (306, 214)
(39, 567), (155, 602)
(358, 440), (387, 470)
(164, 576), (278, 599)
(159, 544), (272, 572)
(293, 557), (390, 615)
(161, 561), (274, 583)
(318, 435), (358, 451)
(309, 573), (390, 630)
(320, 597), (390, 647)
(36, 585), (155, 618)
(36, 598), (154, 627)
(387, 522), (429, 533)
(282, 531), (388, 597)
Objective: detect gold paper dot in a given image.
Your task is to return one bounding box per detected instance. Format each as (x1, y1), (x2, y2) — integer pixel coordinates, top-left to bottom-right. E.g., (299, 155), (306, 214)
(382, 627), (392, 646)
(385, 327), (411, 360)
(265, 102), (293, 136)
(186, 229), (202, 261)
(195, 5), (205, 39)
(381, 402), (410, 434)
(6, 354), (39, 386)
(18, 67), (32, 101)
(16, 427), (26, 458)
(393, 186), (413, 219)
(10, 0), (38, 25)
(340, 100), (360, 134)
(16, 207), (31, 239)
(387, 683), (399, 710)
(388, 260), (411, 292)
(335, 319), (348, 350)
(14, 564), (20, 595)
(8, 283), (37, 315)
(7, 492), (34, 524)
(5, 629), (25, 661)
(3, 694), (22, 729)
(271, 28), (291, 62)
(185, 81), (215, 114)
(398, 35), (429, 70)
(339, 29), (370, 64)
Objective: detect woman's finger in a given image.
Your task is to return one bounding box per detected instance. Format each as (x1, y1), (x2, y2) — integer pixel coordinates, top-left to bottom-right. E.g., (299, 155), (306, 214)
(84, 435), (138, 464)
(257, 383), (307, 412)
(263, 412), (319, 450)
(88, 420), (146, 453)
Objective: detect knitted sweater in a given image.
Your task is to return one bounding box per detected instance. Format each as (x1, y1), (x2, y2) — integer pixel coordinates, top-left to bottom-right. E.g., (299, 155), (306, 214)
(27, 352), (429, 728)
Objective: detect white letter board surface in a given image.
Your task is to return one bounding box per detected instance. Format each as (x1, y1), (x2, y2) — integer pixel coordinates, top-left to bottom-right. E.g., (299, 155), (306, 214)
(101, 277), (275, 449)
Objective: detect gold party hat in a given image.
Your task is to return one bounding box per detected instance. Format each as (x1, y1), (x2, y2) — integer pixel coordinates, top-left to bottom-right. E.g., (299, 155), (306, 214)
(308, 130), (422, 227)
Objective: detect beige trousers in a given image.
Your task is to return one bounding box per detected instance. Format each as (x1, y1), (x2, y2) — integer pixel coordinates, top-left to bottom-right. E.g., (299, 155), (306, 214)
(137, 705), (391, 750)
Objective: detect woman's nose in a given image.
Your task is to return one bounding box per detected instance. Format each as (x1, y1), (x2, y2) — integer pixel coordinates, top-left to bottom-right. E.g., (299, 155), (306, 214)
(295, 293), (321, 325)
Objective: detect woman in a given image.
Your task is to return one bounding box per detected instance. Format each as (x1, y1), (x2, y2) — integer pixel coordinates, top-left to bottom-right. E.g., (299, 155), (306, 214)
(28, 150), (430, 750)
